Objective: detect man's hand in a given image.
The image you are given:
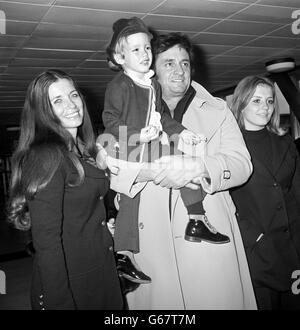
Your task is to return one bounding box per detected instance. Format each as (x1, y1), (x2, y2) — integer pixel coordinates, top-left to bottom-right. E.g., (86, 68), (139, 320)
(140, 125), (160, 143)
(153, 155), (206, 189)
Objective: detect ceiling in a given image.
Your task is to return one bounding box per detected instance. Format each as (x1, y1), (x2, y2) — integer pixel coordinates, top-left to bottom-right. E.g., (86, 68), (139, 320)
(0, 0), (300, 126)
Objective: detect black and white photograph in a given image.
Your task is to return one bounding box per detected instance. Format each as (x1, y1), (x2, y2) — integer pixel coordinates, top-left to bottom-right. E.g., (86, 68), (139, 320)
(0, 0), (300, 314)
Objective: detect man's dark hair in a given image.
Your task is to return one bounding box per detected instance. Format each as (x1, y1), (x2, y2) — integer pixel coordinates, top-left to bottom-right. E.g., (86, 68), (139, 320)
(152, 32), (194, 69)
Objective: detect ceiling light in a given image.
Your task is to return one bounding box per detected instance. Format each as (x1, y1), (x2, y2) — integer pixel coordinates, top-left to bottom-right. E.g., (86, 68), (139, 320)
(265, 57), (296, 73)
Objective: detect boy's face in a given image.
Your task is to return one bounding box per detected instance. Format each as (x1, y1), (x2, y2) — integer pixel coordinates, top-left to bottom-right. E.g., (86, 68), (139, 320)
(115, 32), (152, 78)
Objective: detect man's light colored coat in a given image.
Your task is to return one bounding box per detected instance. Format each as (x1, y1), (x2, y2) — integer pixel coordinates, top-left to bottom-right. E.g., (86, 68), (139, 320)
(111, 81), (257, 310)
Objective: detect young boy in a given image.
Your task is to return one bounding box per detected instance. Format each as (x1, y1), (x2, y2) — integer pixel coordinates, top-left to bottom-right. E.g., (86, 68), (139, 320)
(101, 17), (230, 284)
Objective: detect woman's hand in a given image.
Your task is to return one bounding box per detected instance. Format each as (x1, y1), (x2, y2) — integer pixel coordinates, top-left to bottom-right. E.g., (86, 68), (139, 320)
(96, 144), (120, 175)
(107, 218), (116, 237)
(96, 143), (108, 169)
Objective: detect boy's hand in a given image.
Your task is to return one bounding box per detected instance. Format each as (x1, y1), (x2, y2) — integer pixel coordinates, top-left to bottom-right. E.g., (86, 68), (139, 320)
(140, 125), (159, 143)
(179, 130), (207, 145)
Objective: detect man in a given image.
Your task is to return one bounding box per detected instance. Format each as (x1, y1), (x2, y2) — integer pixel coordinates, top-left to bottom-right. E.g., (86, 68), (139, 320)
(106, 32), (257, 309)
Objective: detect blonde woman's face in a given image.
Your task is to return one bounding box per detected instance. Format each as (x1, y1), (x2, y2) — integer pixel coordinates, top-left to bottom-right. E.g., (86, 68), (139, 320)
(242, 84), (274, 131)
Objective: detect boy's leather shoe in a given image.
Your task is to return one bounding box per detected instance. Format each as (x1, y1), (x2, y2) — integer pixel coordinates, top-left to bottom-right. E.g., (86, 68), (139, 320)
(185, 217), (230, 244)
(119, 276), (140, 295)
(116, 254), (151, 284)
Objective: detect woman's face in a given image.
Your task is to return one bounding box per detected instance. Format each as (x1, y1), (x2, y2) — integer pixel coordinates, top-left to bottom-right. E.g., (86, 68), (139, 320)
(242, 84), (274, 131)
(48, 78), (83, 139)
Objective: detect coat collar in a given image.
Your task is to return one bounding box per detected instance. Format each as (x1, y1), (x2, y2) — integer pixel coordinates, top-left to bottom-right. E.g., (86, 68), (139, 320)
(124, 69), (154, 87)
(191, 81), (224, 111)
(71, 140), (107, 179)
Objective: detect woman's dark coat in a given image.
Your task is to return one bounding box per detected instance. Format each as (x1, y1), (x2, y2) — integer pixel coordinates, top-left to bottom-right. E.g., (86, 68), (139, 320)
(231, 131), (300, 292)
(28, 158), (123, 310)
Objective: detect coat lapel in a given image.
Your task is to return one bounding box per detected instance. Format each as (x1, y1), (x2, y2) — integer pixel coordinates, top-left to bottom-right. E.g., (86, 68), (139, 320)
(80, 158), (108, 179)
(270, 133), (290, 176)
(251, 155), (275, 181)
(248, 133), (290, 182)
(183, 81), (225, 141)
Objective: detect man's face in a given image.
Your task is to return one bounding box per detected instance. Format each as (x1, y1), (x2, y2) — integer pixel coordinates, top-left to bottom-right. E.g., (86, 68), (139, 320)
(155, 45), (191, 99)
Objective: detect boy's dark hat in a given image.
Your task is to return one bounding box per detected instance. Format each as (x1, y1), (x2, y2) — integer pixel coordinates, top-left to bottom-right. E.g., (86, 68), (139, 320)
(106, 17), (152, 68)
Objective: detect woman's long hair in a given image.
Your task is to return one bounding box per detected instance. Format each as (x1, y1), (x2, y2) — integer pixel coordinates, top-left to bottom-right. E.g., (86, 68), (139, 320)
(230, 75), (286, 136)
(8, 69), (97, 230)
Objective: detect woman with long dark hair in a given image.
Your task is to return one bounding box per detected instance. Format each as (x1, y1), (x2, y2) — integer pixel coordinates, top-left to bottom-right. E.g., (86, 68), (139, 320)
(8, 70), (123, 310)
(230, 75), (300, 310)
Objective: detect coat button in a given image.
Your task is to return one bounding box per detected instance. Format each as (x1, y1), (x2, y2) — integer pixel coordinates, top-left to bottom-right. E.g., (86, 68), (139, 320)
(139, 222), (144, 229)
(101, 220), (106, 226)
(273, 182), (279, 187)
(108, 246), (113, 252)
(39, 294), (43, 299)
(39, 301), (43, 306)
(223, 170), (231, 180)
(99, 196), (103, 200)
(41, 308), (45, 310)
